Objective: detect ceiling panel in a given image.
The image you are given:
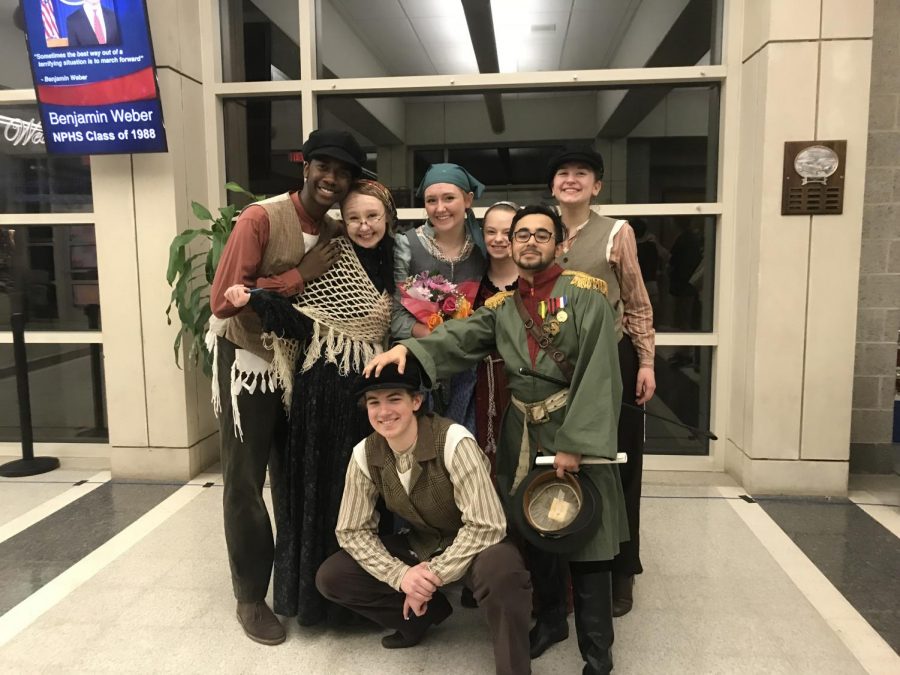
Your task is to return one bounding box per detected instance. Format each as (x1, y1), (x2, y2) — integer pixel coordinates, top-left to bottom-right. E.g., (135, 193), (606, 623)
(331, 0), (408, 22)
(325, 0), (644, 76)
(400, 0), (469, 19)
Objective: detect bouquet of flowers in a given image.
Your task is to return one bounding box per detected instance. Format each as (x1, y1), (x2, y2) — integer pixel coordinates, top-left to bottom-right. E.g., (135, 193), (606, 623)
(398, 271), (479, 331)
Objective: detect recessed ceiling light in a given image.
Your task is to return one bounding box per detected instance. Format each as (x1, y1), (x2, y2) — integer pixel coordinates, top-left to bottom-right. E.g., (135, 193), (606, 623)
(531, 23), (556, 32)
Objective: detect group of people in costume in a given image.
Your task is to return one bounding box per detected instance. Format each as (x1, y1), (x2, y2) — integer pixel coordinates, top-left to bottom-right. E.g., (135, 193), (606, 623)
(208, 128), (657, 675)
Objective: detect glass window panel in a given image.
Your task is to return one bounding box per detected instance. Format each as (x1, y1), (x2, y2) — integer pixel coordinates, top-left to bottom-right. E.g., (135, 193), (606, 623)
(646, 345), (712, 456)
(1, 105), (93, 214)
(317, 0), (721, 79)
(318, 84), (719, 206)
(220, 0), (300, 82)
(0, 224), (100, 331)
(223, 97), (302, 204)
(600, 215), (715, 333)
(0, 343), (108, 443)
(0, 3), (33, 89)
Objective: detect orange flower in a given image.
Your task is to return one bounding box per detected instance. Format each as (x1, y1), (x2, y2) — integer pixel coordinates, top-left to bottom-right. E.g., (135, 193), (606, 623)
(452, 297), (473, 320)
(426, 313), (444, 332)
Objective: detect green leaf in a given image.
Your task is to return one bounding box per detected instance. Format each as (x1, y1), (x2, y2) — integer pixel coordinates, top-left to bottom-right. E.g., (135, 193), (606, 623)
(173, 326), (185, 369)
(218, 205), (237, 224)
(166, 229), (212, 285)
(191, 201), (214, 222)
(225, 182), (254, 198)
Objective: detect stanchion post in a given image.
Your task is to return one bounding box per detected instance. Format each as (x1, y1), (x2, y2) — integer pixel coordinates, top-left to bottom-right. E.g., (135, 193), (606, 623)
(0, 312), (60, 477)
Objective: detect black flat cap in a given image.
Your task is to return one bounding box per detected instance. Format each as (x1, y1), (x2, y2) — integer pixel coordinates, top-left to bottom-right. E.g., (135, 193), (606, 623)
(545, 146), (605, 186)
(351, 361), (424, 401)
(301, 129), (366, 176)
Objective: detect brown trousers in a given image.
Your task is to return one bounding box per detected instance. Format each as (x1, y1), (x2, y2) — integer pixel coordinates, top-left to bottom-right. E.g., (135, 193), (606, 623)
(316, 535), (532, 675)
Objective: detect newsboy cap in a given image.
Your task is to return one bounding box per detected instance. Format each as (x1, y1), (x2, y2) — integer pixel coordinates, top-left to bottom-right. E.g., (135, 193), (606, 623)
(351, 361), (424, 401)
(301, 129), (366, 175)
(545, 146), (605, 186)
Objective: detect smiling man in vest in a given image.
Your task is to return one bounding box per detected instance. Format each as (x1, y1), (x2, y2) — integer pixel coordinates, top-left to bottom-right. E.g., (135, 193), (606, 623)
(316, 361), (532, 675)
(209, 129), (365, 645)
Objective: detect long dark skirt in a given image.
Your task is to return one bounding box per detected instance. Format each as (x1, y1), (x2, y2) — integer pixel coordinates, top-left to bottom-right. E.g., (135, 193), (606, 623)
(270, 358), (372, 625)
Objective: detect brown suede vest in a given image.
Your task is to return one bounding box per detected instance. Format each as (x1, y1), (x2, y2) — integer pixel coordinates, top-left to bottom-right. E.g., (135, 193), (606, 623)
(365, 414), (464, 561)
(224, 193), (339, 361)
(557, 211), (624, 339)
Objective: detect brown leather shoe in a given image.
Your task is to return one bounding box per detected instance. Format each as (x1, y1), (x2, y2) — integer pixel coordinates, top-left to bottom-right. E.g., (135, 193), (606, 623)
(611, 574), (634, 618)
(236, 601), (286, 645)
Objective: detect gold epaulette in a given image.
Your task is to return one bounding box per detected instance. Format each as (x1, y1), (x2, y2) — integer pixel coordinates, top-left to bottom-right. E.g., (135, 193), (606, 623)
(562, 270), (608, 296)
(484, 290), (514, 309)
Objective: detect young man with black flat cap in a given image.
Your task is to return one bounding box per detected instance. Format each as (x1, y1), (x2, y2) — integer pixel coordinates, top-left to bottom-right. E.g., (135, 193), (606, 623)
(365, 204), (628, 675)
(209, 128), (366, 645)
(547, 146), (656, 617)
(315, 361), (532, 675)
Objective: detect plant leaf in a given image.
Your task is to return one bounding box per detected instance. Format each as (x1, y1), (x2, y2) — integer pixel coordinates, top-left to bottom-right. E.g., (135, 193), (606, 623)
(191, 201), (214, 222)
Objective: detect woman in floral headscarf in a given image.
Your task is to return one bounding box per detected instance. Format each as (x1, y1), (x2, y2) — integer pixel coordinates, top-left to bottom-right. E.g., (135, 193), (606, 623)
(391, 163), (488, 432)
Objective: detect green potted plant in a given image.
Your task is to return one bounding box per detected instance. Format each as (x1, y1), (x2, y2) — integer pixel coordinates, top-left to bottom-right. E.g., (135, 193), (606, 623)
(165, 182), (264, 376)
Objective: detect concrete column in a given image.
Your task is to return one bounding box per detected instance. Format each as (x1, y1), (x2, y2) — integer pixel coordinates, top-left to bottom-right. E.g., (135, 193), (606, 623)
(92, 0), (218, 480)
(726, 0), (874, 494)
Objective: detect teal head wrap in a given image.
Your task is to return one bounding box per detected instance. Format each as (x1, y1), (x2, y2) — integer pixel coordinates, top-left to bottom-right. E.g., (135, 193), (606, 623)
(416, 163), (486, 255)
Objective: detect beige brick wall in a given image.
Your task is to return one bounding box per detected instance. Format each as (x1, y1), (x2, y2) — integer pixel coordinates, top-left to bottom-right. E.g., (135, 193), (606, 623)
(853, 0), (900, 448)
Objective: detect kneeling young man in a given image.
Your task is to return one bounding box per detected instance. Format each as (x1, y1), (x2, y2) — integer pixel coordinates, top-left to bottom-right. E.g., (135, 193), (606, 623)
(316, 362), (532, 675)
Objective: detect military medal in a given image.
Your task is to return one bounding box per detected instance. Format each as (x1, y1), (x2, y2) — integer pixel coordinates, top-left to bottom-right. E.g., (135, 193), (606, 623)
(556, 296), (568, 323)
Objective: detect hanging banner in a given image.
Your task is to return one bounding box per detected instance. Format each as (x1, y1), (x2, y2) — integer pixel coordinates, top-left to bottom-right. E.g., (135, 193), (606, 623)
(20, 0), (167, 155)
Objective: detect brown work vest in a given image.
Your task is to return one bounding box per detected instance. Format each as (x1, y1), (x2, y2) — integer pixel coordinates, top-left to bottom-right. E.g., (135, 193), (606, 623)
(365, 414), (464, 561)
(224, 192), (339, 360)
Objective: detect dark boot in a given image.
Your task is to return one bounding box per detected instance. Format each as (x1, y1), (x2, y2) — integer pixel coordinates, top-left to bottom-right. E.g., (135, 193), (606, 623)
(611, 574), (634, 617)
(525, 545), (570, 658)
(571, 566), (614, 675)
(381, 592), (453, 649)
(529, 616), (569, 658)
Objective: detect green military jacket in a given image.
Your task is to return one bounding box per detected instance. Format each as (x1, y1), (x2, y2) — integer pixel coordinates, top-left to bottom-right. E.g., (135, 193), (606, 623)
(402, 268), (628, 562)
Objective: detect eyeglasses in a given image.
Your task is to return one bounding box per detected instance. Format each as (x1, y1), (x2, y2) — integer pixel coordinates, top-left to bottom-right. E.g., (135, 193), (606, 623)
(345, 213), (386, 227)
(512, 228), (555, 244)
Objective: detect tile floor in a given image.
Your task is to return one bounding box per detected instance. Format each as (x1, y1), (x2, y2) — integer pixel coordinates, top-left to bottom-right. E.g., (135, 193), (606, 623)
(0, 462), (897, 674)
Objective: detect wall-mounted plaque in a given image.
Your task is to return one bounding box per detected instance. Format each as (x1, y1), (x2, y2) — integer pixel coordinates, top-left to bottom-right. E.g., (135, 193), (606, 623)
(782, 140), (846, 215)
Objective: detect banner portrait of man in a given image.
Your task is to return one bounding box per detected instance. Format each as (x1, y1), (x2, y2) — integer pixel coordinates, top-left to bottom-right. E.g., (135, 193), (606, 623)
(40, 0), (122, 49)
(65, 0), (121, 47)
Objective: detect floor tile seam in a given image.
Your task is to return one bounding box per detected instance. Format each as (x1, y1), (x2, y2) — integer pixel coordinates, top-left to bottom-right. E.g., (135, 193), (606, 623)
(848, 491), (900, 540)
(0, 471), (111, 545)
(0, 472), (218, 650)
(717, 485), (900, 675)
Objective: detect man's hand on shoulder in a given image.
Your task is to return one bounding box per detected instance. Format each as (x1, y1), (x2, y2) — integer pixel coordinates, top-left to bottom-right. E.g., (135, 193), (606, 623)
(400, 562), (442, 606)
(296, 239), (341, 283)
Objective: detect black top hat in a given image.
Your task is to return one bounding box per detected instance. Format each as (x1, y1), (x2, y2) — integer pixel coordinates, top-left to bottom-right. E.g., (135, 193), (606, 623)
(301, 129), (366, 176)
(506, 467), (602, 554)
(351, 361), (424, 401)
(545, 146), (605, 186)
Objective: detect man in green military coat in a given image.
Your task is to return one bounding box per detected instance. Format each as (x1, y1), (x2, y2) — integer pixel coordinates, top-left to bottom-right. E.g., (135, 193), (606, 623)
(365, 204), (628, 675)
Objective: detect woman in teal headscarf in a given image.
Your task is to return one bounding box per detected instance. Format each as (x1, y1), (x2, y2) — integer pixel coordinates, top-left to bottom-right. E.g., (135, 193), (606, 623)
(391, 163), (488, 431)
